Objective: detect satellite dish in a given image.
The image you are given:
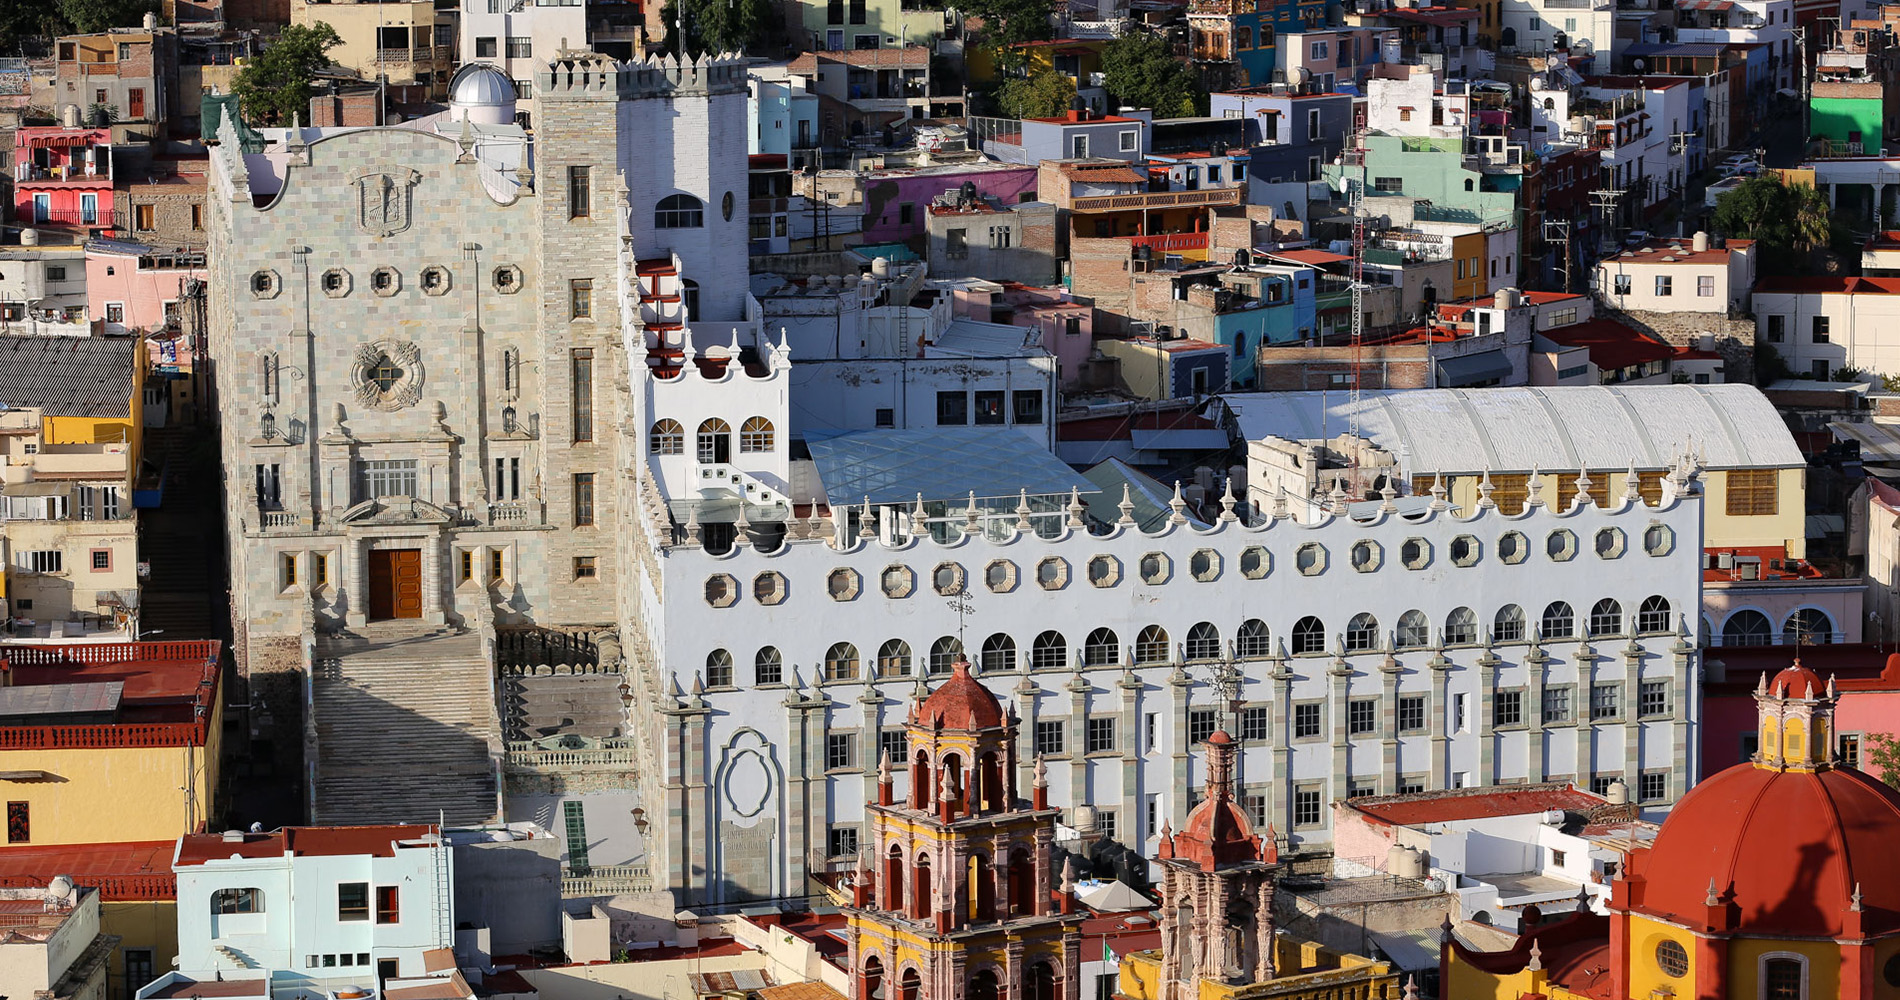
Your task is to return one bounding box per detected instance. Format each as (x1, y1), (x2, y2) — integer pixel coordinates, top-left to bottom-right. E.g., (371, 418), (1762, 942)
(1529, 76), (1545, 92)
(1632, 57), (1646, 72)
(1546, 52), (1563, 70)
(1574, 37), (1594, 56)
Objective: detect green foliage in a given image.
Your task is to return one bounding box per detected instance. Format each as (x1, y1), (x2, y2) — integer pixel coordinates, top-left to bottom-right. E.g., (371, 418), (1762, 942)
(963, 0), (1055, 48)
(1834, 365), (1866, 383)
(1709, 173), (1832, 275)
(659, 0), (783, 57)
(86, 101), (117, 127)
(1864, 733), (1900, 788)
(230, 22), (342, 128)
(0, 4), (67, 56)
(995, 70), (1074, 120)
(1883, 372), (1900, 393)
(57, 0), (158, 34)
(1100, 32), (1205, 118)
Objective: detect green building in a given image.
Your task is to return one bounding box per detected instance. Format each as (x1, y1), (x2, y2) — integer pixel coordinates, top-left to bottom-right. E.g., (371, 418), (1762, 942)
(798, 0), (947, 54)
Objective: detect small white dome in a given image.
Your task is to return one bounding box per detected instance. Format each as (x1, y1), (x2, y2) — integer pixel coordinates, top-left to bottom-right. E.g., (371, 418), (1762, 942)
(448, 63), (518, 125)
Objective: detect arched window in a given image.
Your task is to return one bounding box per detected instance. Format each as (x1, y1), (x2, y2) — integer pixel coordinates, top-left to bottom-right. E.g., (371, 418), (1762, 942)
(1134, 625), (1170, 664)
(696, 418), (731, 463)
(655, 193), (704, 229)
(1396, 610), (1429, 649)
(1589, 599), (1623, 637)
(1291, 616), (1325, 654)
(1541, 602), (1575, 639)
(1762, 957), (1804, 1000)
(1494, 604), (1525, 642)
(1185, 622), (1222, 661)
(212, 888), (263, 913)
(650, 418), (684, 455)
(1031, 631), (1067, 670)
(1722, 610), (1772, 646)
(1445, 607), (1477, 645)
(1784, 608), (1835, 645)
(1083, 627), (1119, 666)
(755, 646), (782, 685)
(824, 642), (859, 681)
(929, 636), (964, 674)
(1345, 613), (1379, 651)
(1236, 619), (1270, 658)
(740, 416), (775, 452)
(981, 633), (1016, 673)
(878, 639), (912, 677)
(1637, 596), (1671, 634)
(705, 649), (733, 687)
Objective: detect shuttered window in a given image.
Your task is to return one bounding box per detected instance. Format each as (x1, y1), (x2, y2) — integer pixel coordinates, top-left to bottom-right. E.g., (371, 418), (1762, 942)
(1724, 469), (1778, 516)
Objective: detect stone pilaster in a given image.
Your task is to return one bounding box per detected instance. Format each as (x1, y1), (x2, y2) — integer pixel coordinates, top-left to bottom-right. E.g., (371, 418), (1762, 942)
(1478, 646), (1499, 784)
(1380, 649), (1402, 795)
(1523, 641), (1549, 782)
(1118, 666), (1143, 840)
(1169, 664), (1193, 830)
(1429, 648), (1452, 789)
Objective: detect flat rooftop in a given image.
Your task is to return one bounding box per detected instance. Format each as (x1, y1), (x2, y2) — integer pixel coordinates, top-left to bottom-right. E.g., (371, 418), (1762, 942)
(175, 824), (439, 866)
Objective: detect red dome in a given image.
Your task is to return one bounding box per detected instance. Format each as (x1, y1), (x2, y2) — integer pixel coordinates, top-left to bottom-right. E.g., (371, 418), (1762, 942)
(916, 660), (1005, 731)
(1175, 796), (1264, 871)
(1769, 663), (1824, 699)
(1629, 762), (1900, 938)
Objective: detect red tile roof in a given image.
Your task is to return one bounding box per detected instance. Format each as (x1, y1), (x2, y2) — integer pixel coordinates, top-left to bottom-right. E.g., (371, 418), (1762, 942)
(1343, 784), (1607, 827)
(1605, 237), (1752, 265)
(1756, 275), (1900, 294)
(1539, 317), (1672, 370)
(1268, 249), (1352, 266)
(0, 841), (176, 899)
(787, 46), (930, 72)
(175, 824), (438, 867)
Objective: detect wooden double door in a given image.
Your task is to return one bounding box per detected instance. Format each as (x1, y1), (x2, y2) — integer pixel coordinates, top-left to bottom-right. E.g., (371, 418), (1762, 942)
(367, 549), (423, 620)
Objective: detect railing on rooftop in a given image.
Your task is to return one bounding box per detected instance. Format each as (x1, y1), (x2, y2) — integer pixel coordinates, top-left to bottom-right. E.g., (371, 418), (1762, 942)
(1070, 188), (1242, 212)
(506, 738), (639, 771)
(0, 721), (207, 750)
(561, 864), (652, 897)
(0, 872), (174, 900)
(1128, 232), (1210, 253)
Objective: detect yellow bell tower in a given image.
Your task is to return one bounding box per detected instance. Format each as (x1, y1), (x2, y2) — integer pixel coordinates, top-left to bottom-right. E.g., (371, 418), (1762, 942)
(1753, 660), (1837, 772)
(846, 659), (1086, 1000)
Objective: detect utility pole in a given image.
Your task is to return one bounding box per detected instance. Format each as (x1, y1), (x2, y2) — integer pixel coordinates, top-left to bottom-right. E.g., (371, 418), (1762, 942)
(1589, 186), (1625, 254)
(1543, 217), (1573, 293)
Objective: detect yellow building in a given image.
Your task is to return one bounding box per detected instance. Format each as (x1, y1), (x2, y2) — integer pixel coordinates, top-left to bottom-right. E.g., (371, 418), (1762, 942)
(289, 0), (452, 95)
(845, 659), (1085, 1000)
(0, 640), (223, 847)
(1444, 659), (1900, 1000)
(0, 334), (147, 627)
(1120, 731), (1402, 1000)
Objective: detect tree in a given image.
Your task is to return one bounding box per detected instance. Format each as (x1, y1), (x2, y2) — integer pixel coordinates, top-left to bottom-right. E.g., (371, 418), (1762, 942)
(995, 70), (1073, 120)
(1100, 32), (1205, 118)
(1709, 173), (1833, 275)
(230, 22), (342, 128)
(57, 0), (157, 34)
(1864, 733), (1900, 788)
(658, 0), (783, 56)
(0, 4), (69, 57)
(963, 0), (1055, 48)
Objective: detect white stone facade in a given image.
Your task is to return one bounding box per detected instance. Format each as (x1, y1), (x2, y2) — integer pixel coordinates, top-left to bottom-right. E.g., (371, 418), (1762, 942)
(622, 467), (1707, 904)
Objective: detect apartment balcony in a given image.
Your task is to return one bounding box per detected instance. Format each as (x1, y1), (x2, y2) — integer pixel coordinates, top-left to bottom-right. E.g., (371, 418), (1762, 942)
(16, 165), (111, 184)
(1070, 187), (1243, 213)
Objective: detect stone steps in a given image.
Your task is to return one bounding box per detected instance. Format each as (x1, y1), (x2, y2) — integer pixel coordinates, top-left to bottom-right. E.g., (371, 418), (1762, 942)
(311, 629), (499, 827)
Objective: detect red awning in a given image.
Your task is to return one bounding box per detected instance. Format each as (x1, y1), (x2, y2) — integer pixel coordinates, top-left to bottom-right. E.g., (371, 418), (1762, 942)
(26, 130), (109, 149)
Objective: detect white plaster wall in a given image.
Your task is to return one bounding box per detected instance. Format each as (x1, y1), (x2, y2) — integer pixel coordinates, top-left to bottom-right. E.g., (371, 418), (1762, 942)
(653, 486), (1704, 895)
(1752, 289), (1900, 381)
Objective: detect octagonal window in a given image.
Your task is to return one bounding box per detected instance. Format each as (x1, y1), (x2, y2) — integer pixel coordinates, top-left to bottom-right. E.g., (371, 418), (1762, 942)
(932, 562), (967, 595)
(1139, 552), (1171, 585)
(827, 567), (862, 601)
(753, 571), (787, 606)
(1036, 556), (1070, 590)
(1595, 527), (1626, 559)
(1644, 523), (1675, 556)
(1546, 529), (1578, 562)
(1239, 545), (1271, 580)
(881, 564), (915, 599)
(1350, 539), (1382, 573)
(704, 574), (737, 608)
(1190, 548), (1221, 582)
(1087, 554), (1121, 588)
(1400, 537), (1431, 570)
(1296, 542), (1328, 576)
(1449, 534), (1481, 567)
(985, 559), (1019, 593)
(1499, 531), (1529, 565)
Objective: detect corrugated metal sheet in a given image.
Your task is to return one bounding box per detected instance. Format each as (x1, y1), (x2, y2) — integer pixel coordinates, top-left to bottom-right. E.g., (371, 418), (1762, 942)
(1218, 385), (1803, 473)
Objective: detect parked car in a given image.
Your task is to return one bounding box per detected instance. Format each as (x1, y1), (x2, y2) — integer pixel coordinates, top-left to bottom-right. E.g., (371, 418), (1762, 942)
(1719, 154), (1760, 177)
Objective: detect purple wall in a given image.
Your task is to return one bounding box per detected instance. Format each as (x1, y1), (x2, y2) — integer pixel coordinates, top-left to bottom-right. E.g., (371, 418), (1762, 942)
(859, 166), (1039, 244)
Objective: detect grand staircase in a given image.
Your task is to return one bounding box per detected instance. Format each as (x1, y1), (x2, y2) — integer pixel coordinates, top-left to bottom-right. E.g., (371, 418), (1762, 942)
(311, 626), (500, 826)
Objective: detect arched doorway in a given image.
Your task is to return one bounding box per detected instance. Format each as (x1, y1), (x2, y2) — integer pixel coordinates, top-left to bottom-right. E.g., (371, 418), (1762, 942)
(971, 853), (996, 921)
(911, 853), (932, 920)
(884, 845), (905, 911)
(910, 750), (931, 809)
(979, 751), (1005, 812)
(897, 970), (921, 1000)
(1008, 850), (1034, 916)
(970, 969), (1001, 1000)
(1025, 960), (1058, 1000)
(860, 954), (884, 1000)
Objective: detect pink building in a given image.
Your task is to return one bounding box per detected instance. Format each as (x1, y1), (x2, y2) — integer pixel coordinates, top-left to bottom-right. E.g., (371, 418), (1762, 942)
(857, 161), (1037, 245)
(85, 239), (201, 335)
(1700, 644), (1900, 781)
(950, 281), (1095, 385)
(13, 126), (115, 230)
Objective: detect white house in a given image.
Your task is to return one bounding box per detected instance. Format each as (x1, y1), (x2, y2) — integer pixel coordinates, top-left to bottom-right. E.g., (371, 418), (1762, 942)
(1594, 234), (1756, 314)
(168, 825), (452, 990)
(1752, 275), (1900, 381)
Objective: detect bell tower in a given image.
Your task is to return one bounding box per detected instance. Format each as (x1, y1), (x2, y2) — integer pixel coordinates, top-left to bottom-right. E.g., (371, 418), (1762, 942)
(1155, 731), (1285, 999)
(1754, 660), (1838, 772)
(847, 659), (1085, 1000)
